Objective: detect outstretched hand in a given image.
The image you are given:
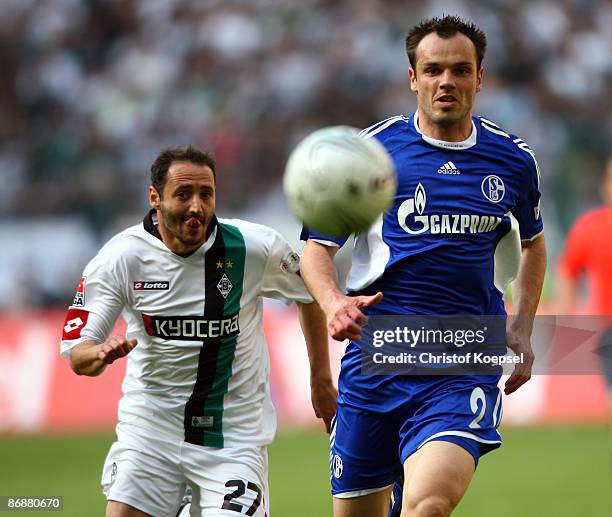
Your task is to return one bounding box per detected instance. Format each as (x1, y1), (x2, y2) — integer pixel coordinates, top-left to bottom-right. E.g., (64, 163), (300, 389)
(325, 292), (383, 341)
(98, 334), (138, 365)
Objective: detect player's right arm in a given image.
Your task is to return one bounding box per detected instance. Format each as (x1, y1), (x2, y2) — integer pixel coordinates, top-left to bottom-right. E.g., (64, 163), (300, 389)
(61, 240), (132, 376)
(70, 336), (138, 376)
(301, 239), (382, 341)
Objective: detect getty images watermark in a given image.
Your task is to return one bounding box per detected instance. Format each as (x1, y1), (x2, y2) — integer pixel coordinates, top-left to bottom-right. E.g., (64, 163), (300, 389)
(358, 315), (612, 376)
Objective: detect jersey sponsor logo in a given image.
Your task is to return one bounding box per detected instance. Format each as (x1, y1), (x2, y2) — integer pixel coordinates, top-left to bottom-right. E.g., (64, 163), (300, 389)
(280, 251), (300, 273)
(142, 313), (240, 341)
(72, 277), (86, 307)
(397, 183), (502, 235)
(216, 274), (233, 298)
(62, 308), (89, 340)
(133, 281), (169, 290)
(481, 175), (505, 203)
(437, 161), (461, 175)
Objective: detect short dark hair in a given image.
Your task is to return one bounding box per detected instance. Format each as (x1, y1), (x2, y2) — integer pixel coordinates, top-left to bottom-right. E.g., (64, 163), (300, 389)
(405, 15), (487, 70)
(150, 146), (216, 196)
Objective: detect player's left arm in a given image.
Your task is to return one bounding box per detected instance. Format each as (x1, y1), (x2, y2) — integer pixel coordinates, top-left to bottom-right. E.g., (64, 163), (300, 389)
(506, 142), (547, 394)
(505, 234), (547, 395)
(297, 300), (337, 432)
(259, 228), (337, 431)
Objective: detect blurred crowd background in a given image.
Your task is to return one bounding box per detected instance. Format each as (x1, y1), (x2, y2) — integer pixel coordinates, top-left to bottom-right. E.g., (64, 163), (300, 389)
(0, 0), (610, 308)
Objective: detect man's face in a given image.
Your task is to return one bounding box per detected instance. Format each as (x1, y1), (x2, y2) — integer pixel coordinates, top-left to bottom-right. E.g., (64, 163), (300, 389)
(409, 32), (483, 128)
(148, 161), (216, 254)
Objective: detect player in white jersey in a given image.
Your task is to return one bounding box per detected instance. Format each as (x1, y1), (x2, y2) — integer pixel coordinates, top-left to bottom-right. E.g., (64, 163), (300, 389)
(60, 146), (336, 517)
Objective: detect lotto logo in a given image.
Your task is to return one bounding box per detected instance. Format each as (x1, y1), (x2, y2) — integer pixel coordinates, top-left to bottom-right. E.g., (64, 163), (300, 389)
(62, 309), (89, 340)
(64, 317), (83, 333)
(133, 281), (169, 290)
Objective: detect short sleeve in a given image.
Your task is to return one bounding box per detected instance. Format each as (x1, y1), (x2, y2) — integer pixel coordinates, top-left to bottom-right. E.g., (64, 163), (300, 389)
(60, 253), (126, 358)
(511, 148), (544, 241)
(260, 231), (313, 304)
(300, 225), (349, 247)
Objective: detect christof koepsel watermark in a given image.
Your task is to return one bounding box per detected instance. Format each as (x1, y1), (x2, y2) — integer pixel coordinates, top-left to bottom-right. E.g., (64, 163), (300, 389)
(360, 314), (612, 376)
(372, 351), (524, 366)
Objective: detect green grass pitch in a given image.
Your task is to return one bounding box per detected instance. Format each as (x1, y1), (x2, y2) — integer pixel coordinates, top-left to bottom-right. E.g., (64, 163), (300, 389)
(0, 426), (609, 516)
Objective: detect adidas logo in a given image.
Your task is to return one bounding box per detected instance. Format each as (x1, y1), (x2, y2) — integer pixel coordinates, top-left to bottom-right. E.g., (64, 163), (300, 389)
(437, 161), (460, 175)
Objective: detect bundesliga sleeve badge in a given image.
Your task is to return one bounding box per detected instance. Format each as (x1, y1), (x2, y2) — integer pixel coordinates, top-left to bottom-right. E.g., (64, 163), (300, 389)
(280, 252), (301, 274)
(72, 277), (86, 307)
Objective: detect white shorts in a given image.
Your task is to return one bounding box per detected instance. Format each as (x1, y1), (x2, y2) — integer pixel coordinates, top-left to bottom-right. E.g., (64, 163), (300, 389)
(101, 430), (269, 517)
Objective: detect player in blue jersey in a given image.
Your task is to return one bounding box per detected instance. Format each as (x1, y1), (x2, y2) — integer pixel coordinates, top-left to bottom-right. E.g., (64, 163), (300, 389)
(300, 15), (547, 517)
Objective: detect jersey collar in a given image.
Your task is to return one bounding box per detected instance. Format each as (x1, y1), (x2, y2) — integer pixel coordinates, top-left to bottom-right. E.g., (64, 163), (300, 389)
(413, 110), (477, 150)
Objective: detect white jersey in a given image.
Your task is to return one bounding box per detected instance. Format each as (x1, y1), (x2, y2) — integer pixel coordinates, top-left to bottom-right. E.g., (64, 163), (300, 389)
(61, 212), (311, 448)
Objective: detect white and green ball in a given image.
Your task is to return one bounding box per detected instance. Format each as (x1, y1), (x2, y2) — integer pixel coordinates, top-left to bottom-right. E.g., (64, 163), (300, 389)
(283, 126), (397, 236)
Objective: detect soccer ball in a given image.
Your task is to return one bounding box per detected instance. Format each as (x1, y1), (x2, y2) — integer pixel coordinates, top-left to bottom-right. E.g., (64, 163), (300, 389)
(283, 126), (397, 236)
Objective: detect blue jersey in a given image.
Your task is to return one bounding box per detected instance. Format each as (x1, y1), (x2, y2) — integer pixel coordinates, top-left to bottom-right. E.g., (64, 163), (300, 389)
(304, 111), (543, 317)
(307, 113), (542, 494)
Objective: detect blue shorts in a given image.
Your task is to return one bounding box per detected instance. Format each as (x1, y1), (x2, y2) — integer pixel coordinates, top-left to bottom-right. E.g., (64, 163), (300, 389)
(330, 370), (503, 497)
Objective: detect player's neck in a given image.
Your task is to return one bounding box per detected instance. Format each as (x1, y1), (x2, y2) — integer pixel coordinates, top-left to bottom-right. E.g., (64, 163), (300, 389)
(416, 112), (473, 143)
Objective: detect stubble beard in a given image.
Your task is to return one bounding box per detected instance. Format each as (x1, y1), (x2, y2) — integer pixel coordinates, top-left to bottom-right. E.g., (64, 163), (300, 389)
(160, 205), (206, 247)
(430, 104), (469, 127)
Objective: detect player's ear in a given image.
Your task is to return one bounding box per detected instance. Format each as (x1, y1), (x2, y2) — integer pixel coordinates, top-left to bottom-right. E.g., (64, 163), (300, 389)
(475, 66), (484, 92)
(148, 185), (161, 210)
(409, 67), (418, 92)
